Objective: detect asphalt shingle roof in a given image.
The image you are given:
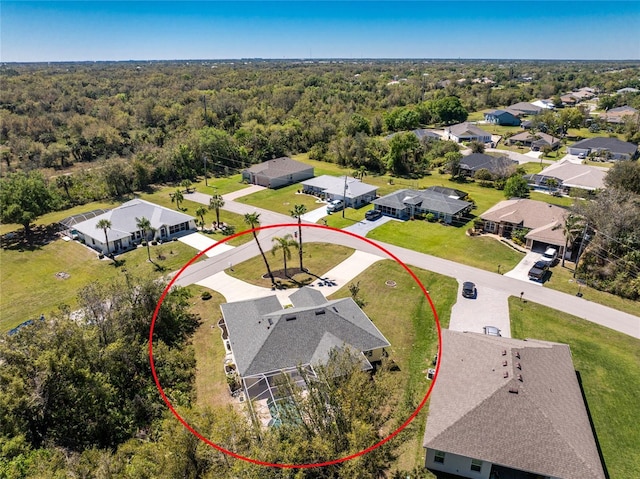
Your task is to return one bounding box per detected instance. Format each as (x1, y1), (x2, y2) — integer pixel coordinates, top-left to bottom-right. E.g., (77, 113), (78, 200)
(221, 290), (390, 377)
(244, 157), (313, 179)
(570, 137), (637, 155)
(446, 122), (492, 138)
(373, 187), (472, 216)
(460, 153), (517, 175)
(301, 175), (377, 199)
(481, 199), (568, 231)
(423, 330), (606, 479)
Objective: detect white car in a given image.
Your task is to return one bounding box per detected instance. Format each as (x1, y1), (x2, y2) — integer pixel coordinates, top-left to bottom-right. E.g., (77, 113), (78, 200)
(541, 247), (558, 265)
(326, 199), (344, 213)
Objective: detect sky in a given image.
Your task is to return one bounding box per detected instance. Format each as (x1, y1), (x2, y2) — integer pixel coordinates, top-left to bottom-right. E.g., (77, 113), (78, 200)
(1, 1), (639, 62)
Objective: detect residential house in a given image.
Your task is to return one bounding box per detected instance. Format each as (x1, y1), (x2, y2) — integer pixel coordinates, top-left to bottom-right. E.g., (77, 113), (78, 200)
(458, 153), (518, 178)
(480, 198), (569, 254)
(560, 93), (578, 106)
(483, 109), (521, 126)
(600, 105), (638, 124)
(372, 186), (472, 223)
(71, 199), (196, 255)
(386, 128), (442, 142)
(531, 99), (555, 110)
(242, 157), (314, 188)
(567, 137), (638, 160)
(444, 122), (492, 144)
(507, 131), (561, 151)
(423, 330), (606, 479)
(525, 159), (607, 193)
(221, 287), (390, 409)
(505, 101), (542, 116)
(616, 87), (639, 94)
(301, 175), (378, 208)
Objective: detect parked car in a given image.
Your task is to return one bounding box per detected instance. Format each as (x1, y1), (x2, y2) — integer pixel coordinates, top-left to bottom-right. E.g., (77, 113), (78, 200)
(528, 260), (549, 282)
(365, 209), (382, 221)
(541, 247), (558, 265)
(483, 326), (501, 336)
(326, 199), (344, 213)
(578, 152), (587, 159)
(461, 281), (477, 298)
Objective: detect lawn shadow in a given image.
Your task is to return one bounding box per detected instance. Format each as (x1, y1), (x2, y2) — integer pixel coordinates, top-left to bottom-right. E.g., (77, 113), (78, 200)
(1, 224), (59, 251)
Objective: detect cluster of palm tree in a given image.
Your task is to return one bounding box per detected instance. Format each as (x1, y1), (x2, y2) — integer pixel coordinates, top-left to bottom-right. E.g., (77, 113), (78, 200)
(242, 204), (309, 289)
(95, 216), (156, 262)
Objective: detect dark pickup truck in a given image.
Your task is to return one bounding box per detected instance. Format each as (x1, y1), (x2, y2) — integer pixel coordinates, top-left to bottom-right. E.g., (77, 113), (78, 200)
(528, 260), (549, 282)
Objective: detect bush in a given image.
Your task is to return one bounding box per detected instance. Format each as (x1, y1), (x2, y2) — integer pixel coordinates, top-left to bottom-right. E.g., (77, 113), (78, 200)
(425, 213), (436, 222)
(201, 291), (212, 300)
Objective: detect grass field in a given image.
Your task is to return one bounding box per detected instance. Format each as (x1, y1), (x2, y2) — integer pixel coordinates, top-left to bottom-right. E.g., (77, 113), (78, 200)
(226, 242), (354, 289)
(510, 297), (640, 479)
(233, 183), (326, 216)
(0, 238), (200, 332)
(368, 219), (524, 272)
(186, 286), (230, 410)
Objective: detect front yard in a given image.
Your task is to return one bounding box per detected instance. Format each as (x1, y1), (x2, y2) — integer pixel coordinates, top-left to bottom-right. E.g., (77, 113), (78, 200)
(0, 235), (200, 332)
(510, 297), (640, 479)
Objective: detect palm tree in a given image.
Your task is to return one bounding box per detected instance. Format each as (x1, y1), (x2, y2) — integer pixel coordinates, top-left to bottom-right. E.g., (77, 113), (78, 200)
(271, 234), (299, 278)
(136, 216), (156, 262)
(56, 175), (73, 202)
(171, 189), (184, 210)
(95, 219), (112, 255)
(180, 179), (192, 193)
(289, 204), (307, 271)
(244, 212), (276, 288)
(194, 206), (208, 229)
(354, 165), (368, 181)
(209, 194), (225, 227)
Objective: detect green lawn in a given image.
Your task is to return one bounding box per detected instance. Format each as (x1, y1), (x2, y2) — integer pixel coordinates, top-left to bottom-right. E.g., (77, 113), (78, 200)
(543, 262), (640, 317)
(368, 219), (523, 272)
(190, 173), (247, 196)
(0, 238), (200, 332)
(233, 183), (326, 216)
(327, 260), (457, 472)
(510, 297), (640, 479)
(226, 242), (354, 289)
(186, 286), (230, 410)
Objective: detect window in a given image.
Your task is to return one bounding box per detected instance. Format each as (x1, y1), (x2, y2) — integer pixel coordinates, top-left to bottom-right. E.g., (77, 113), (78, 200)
(434, 450), (445, 464)
(471, 459), (483, 472)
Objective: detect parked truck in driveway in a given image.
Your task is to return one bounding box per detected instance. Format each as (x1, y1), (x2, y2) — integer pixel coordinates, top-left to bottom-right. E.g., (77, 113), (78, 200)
(528, 260), (549, 282)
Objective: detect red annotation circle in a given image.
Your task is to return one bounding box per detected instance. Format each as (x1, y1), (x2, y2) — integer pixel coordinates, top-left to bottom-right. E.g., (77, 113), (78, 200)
(149, 223), (442, 469)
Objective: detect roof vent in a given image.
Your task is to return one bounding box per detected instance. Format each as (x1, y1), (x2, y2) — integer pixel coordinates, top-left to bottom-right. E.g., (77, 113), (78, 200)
(315, 310), (326, 316)
(515, 351), (521, 359)
(503, 371), (509, 378)
(333, 306), (339, 313)
(516, 362), (522, 370)
(509, 387), (519, 394)
(267, 318), (273, 326)
(502, 360), (508, 367)
(517, 374), (523, 382)
(285, 315), (297, 321)
(501, 349), (507, 356)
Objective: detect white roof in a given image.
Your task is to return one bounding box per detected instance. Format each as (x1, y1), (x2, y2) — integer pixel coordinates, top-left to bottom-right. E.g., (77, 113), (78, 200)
(540, 160), (607, 190)
(301, 175), (377, 199)
(74, 199), (194, 240)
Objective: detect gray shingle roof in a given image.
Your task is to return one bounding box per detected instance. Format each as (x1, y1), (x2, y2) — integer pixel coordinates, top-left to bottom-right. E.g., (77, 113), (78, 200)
(446, 122), (492, 138)
(373, 187), (472, 216)
(244, 157), (313, 179)
(481, 198), (568, 231)
(460, 153), (517, 175)
(423, 330), (606, 479)
(570, 137), (637, 155)
(222, 290), (390, 377)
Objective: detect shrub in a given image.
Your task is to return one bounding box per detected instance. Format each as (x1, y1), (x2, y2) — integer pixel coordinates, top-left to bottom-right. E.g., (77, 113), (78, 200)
(201, 291), (212, 300)
(425, 213), (436, 222)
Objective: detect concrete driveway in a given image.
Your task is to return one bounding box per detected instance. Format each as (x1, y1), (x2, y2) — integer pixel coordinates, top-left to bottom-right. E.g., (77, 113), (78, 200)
(503, 251), (544, 285)
(449, 282), (512, 337)
(342, 215), (396, 236)
(178, 232), (235, 257)
(300, 204), (329, 223)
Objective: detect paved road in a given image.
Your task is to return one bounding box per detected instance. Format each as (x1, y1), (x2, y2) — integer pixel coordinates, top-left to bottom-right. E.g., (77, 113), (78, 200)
(178, 189), (640, 339)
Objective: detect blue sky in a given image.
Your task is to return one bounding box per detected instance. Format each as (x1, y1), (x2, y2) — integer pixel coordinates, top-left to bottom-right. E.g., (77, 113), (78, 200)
(2, 1), (639, 62)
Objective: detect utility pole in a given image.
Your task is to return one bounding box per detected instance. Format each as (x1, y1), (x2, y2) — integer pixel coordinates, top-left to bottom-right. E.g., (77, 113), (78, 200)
(574, 222), (589, 278)
(203, 154), (208, 187)
(342, 174), (347, 218)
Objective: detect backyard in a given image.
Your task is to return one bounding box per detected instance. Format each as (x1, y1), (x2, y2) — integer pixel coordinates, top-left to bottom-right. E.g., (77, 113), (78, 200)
(510, 297), (640, 479)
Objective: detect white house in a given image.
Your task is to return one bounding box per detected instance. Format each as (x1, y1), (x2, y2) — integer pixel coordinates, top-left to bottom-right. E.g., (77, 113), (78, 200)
(242, 157), (314, 188)
(301, 175), (378, 208)
(72, 199), (196, 255)
(444, 122), (492, 144)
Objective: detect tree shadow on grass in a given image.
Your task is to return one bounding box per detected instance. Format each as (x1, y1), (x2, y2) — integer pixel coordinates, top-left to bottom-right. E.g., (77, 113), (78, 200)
(1, 224), (59, 252)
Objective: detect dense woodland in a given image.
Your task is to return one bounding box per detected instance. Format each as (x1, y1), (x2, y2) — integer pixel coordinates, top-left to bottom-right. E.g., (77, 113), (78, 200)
(1, 60), (640, 476)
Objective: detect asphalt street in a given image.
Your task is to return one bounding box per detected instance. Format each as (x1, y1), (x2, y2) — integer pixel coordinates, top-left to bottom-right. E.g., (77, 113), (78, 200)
(179, 190), (640, 339)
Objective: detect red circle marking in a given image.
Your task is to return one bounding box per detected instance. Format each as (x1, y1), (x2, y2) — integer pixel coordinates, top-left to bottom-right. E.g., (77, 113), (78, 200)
(149, 223), (442, 468)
